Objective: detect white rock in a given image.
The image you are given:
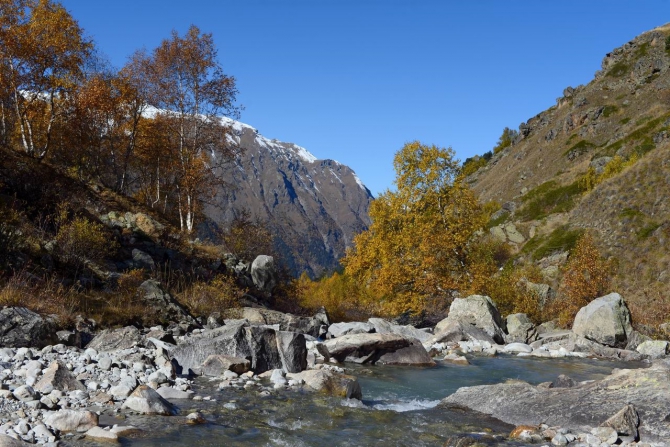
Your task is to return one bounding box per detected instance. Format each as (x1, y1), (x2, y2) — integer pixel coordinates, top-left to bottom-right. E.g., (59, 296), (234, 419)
(504, 343), (533, 353)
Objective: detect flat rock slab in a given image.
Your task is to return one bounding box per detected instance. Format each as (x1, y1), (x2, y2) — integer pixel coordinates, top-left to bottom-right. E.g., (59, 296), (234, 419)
(441, 360), (670, 442)
(85, 426), (119, 442)
(322, 333), (411, 363)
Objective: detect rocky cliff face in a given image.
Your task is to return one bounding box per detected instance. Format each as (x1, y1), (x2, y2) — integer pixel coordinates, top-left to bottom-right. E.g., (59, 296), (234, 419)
(204, 119), (373, 277)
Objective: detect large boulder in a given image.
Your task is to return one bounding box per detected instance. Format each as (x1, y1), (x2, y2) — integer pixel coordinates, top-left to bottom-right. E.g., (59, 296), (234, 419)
(425, 319), (497, 347)
(327, 322), (374, 338)
(276, 331), (307, 373)
(286, 369), (362, 399)
(435, 295), (506, 344)
(122, 385), (177, 415)
(222, 307), (326, 338)
(572, 293), (633, 348)
(376, 339), (435, 366)
(505, 313), (538, 344)
(250, 255), (277, 293)
(636, 340), (669, 359)
(368, 318), (431, 343)
(171, 321), (306, 374)
(138, 280), (196, 325)
(322, 333), (411, 363)
(43, 410), (98, 432)
(34, 360), (86, 393)
(0, 307), (57, 348)
(86, 326), (143, 352)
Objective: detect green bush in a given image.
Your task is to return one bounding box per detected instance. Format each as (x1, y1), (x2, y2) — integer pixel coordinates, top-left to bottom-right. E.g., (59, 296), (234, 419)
(606, 60), (630, 78)
(563, 140), (595, 158)
(522, 225), (583, 261)
(602, 104), (619, 118)
(518, 181), (586, 221)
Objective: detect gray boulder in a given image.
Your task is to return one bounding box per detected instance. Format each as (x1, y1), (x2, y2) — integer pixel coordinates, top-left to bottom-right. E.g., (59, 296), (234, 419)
(322, 333), (411, 363)
(436, 295), (506, 344)
(327, 322), (374, 338)
(34, 360), (86, 393)
(250, 255), (277, 293)
(122, 385), (177, 415)
(505, 313), (538, 344)
(222, 307), (325, 338)
(172, 322), (305, 374)
(131, 249), (155, 270)
(86, 326), (143, 352)
(286, 369), (362, 399)
(572, 293), (633, 348)
(43, 410), (98, 432)
(201, 355), (250, 376)
(276, 331), (307, 373)
(138, 280), (196, 325)
(0, 434), (30, 446)
(0, 307), (57, 348)
(368, 318), (431, 343)
(426, 319), (497, 346)
(376, 339), (435, 366)
(636, 340), (669, 359)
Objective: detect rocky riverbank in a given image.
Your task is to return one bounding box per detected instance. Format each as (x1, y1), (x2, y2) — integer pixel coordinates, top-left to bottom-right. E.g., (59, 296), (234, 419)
(0, 291), (667, 445)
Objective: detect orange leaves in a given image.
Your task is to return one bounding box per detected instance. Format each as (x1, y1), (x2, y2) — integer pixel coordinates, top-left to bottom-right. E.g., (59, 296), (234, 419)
(342, 141), (486, 317)
(555, 233), (614, 326)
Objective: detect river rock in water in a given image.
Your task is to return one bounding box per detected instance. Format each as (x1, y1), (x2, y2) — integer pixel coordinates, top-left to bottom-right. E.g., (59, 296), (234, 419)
(441, 359), (670, 442)
(121, 385), (177, 415)
(287, 369), (362, 399)
(322, 333), (411, 363)
(435, 295), (506, 344)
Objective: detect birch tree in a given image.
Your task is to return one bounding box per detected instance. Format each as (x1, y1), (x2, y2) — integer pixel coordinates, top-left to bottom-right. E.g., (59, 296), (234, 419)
(142, 25), (238, 233)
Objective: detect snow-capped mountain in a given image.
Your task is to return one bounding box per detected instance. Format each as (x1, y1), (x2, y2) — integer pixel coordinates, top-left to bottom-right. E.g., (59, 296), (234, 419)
(208, 118), (373, 277)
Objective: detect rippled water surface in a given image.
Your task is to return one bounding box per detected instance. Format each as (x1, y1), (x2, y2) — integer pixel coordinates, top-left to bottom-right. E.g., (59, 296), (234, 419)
(67, 356), (647, 447)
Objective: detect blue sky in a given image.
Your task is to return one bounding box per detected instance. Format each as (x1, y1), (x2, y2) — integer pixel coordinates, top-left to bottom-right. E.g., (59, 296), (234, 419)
(61, 0), (669, 196)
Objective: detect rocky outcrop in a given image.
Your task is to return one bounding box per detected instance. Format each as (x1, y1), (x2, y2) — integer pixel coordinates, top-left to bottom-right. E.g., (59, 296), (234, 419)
(0, 307), (57, 348)
(205, 119), (373, 277)
(572, 293), (633, 348)
(442, 360), (670, 442)
(327, 322), (374, 338)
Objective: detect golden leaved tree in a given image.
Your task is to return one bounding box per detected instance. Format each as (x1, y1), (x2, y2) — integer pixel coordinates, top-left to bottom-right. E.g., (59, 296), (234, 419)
(342, 141), (486, 316)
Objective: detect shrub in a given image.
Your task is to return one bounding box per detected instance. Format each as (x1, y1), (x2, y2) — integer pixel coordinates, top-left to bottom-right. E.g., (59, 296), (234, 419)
(602, 104), (619, 118)
(554, 233), (614, 327)
(606, 61), (630, 78)
(518, 181), (586, 221)
(479, 264), (545, 324)
(0, 204), (23, 270)
(178, 274), (243, 318)
(522, 225), (583, 261)
(493, 127), (518, 154)
(295, 271), (379, 322)
(55, 205), (117, 272)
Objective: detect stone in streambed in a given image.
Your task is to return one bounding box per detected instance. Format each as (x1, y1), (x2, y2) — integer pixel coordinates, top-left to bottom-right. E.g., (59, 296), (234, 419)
(43, 410), (98, 432)
(572, 293), (633, 348)
(322, 333), (410, 363)
(201, 355), (250, 376)
(0, 434), (31, 446)
(121, 385), (177, 415)
(601, 404), (639, 442)
(636, 340), (669, 359)
(287, 369), (362, 399)
(85, 426), (119, 442)
(376, 339), (435, 366)
(35, 360), (86, 393)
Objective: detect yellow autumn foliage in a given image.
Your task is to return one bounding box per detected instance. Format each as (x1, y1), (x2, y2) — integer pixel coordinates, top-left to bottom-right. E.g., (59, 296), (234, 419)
(342, 141), (487, 317)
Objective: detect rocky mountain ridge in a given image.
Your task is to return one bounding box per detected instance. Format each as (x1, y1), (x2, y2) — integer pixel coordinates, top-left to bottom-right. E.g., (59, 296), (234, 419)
(466, 23), (670, 323)
(206, 118), (373, 277)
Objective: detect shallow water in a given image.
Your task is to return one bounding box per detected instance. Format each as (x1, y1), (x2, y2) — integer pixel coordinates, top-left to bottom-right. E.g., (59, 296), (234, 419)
(66, 355), (647, 447)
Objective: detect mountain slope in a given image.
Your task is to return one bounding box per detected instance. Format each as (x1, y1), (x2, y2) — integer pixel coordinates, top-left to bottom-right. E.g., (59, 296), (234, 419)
(467, 24), (670, 325)
(205, 119), (373, 277)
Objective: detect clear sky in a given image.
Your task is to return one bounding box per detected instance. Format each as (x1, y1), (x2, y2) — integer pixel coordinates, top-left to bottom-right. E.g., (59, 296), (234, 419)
(60, 0), (669, 196)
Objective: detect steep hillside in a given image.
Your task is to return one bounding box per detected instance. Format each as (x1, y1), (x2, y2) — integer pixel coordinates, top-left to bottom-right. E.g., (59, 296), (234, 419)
(205, 119), (373, 277)
(467, 24), (670, 324)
